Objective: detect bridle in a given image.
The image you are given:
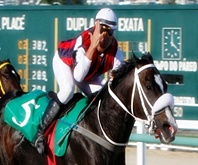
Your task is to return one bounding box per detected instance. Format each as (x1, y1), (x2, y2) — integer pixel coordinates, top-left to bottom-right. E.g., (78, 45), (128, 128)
(97, 64), (174, 146)
(0, 62), (11, 96)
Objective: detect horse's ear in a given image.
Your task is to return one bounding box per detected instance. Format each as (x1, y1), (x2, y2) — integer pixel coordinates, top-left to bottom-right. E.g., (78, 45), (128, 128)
(147, 52), (154, 63)
(147, 52), (151, 56)
(132, 51), (139, 62)
(7, 59), (11, 63)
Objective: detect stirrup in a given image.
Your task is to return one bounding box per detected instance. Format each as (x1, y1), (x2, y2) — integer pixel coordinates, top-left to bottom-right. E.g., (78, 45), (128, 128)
(34, 135), (46, 155)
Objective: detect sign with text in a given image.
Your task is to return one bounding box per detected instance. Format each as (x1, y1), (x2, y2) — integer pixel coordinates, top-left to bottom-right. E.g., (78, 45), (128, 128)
(0, 5), (198, 120)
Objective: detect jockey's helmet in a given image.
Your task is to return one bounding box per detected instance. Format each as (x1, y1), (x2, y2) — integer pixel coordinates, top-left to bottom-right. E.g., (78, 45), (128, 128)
(95, 8), (117, 30)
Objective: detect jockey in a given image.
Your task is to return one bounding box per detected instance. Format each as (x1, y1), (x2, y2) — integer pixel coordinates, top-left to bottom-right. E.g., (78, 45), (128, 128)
(31, 8), (124, 155)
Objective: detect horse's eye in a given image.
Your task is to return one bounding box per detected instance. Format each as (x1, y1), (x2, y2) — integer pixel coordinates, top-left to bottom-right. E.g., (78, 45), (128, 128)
(5, 75), (9, 79)
(146, 84), (152, 91)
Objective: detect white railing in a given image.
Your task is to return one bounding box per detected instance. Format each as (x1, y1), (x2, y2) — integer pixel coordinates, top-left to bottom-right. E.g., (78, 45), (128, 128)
(130, 120), (198, 165)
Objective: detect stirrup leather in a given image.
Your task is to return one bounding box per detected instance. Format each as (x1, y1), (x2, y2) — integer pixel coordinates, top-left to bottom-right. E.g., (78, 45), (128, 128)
(34, 135), (46, 155)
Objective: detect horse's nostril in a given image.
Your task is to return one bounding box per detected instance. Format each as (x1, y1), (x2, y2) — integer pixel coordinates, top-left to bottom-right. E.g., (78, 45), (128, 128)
(163, 123), (170, 129)
(163, 123), (175, 135)
(169, 126), (174, 131)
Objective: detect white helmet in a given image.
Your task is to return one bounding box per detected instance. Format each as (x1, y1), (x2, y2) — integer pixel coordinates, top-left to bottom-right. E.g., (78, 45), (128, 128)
(95, 8), (117, 30)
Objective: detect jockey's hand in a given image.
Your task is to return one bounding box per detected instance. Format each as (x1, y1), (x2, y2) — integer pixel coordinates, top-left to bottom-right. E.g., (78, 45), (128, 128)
(88, 20), (102, 49)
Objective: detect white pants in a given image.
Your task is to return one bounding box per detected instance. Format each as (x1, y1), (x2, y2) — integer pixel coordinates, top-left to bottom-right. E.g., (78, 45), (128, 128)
(53, 52), (102, 104)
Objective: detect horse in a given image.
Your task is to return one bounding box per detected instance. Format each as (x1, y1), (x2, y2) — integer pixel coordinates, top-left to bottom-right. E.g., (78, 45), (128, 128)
(0, 54), (177, 165)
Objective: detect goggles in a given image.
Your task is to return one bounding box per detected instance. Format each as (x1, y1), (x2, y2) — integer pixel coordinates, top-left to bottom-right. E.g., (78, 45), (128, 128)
(100, 25), (114, 36)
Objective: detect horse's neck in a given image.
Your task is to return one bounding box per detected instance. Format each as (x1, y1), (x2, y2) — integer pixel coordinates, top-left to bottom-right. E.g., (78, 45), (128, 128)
(97, 93), (135, 143)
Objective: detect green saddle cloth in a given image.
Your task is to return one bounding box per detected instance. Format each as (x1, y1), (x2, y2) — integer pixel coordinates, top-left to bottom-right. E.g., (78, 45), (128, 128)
(4, 90), (49, 141)
(4, 90), (89, 157)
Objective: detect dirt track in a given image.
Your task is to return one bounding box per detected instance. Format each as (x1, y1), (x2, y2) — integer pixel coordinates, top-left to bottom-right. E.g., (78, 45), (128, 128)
(126, 146), (198, 165)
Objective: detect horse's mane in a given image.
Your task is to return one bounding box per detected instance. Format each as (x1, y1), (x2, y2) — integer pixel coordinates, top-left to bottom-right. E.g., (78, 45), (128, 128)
(88, 52), (154, 103)
(111, 52), (154, 88)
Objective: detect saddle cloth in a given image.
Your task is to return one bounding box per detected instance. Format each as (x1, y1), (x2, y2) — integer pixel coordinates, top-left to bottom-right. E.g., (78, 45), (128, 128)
(3, 90), (88, 156)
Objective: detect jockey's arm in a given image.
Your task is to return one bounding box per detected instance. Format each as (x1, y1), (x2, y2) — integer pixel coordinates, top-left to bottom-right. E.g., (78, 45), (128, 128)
(73, 48), (91, 82)
(109, 48), (124, 79)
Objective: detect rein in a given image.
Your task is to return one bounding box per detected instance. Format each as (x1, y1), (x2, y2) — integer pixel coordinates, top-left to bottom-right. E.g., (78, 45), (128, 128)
(0, 62), (11, 96)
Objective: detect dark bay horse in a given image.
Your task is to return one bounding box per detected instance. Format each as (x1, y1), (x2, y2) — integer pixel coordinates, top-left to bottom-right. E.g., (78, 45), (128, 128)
(0, 54), (177, 165)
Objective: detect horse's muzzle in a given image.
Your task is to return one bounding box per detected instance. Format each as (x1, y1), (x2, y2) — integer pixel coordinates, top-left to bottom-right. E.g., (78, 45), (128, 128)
(154, 107), (178, 144)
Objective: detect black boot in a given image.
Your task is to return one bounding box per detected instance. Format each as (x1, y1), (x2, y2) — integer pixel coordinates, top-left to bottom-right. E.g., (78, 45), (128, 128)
(32, 97), (61, 155)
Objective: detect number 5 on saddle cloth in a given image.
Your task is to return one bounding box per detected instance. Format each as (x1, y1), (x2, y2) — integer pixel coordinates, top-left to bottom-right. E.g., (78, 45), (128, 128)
(4, 90), (50, 141)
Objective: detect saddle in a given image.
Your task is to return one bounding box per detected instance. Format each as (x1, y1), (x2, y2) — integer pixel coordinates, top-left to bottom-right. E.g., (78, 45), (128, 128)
(47, 91), (84, 118)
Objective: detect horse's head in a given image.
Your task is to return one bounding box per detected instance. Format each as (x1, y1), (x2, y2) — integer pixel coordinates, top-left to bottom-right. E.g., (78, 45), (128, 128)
(0, 59), (23, 98)
(111, 53), (177, 144)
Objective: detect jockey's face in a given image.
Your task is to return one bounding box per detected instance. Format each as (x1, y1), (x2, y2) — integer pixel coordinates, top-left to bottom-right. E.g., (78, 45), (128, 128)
(100, 25), (114, 36)
(97, 24), (114, 52)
